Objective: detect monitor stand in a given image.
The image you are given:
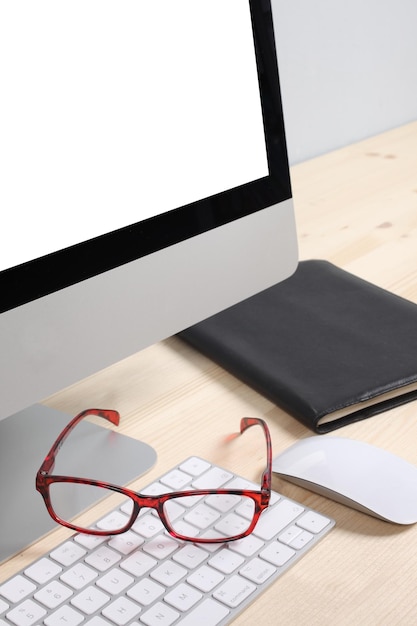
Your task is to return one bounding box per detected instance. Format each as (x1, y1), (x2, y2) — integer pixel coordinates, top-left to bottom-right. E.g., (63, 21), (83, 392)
(0, 404), (157, 564)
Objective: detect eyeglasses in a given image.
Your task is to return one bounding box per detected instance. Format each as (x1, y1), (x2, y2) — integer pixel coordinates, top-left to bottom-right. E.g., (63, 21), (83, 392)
(36, 409), (272, 543)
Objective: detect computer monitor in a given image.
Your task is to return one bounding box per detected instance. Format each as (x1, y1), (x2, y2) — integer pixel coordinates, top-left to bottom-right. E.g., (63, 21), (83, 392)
(0, 0), (297, 560)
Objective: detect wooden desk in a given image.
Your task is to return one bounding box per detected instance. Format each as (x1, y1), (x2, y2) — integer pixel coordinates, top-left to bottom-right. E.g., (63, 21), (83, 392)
(2, 121), (417, 624)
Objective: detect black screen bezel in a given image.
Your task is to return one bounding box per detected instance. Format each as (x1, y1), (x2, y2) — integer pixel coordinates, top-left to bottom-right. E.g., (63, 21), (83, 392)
(1, 0), (291, 314)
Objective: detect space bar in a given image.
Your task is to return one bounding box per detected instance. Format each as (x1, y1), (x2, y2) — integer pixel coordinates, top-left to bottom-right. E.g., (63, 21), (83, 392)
(179, 598), (230, 625)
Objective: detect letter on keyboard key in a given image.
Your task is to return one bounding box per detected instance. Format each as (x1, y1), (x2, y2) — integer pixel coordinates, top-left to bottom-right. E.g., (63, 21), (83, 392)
(119, 551), (156, 577)
(151, 560), (187, 587)
(140, 601), (179, 626)
(127, 578), (164, 606)
(164, 582), (202, 612)
(44, 604), (84, 626)
(179, 598), (230, 626)
(213, 574), (256, 608)
(101, 596), (141, 625)
(172, 544), (208, 569)
(254, 499), (304, 540)
(142, 534), (179, 560)
(71, 585), (109, 615)
(96, 568), (134, 595)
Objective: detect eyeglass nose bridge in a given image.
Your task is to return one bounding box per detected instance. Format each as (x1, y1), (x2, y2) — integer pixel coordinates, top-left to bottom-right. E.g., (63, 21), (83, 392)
(126, 491), (173, 525)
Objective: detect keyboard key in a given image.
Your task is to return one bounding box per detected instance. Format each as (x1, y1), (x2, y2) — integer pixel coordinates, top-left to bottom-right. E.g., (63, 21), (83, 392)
(196, 529), (225, 549)
(214, 511), (251, 537)
(289, 530), (314, 550)
(192, 467), (233, 489)
(96, 510), (129, 531)
(73, 534), (107, 550)
(278, 525), (303, 546)
(108, 530), (144, 555)
(213, 574), (256, 608)
(187, 565), (224, 592)
(239, 557), (276, 584)
(85, 546), (121, 572)
(60, 563), (98, 590)
(24, 558), (62, 584)
(278, 525), (314, 549)
(179, 457), (211, 476)
(297, 510), (332, 534)
(34, 580), (73, 609)
(119, 551), (156, 577)
(209, 549), (245, 575)
(164, 582), (202, 612)
(228, 534), (264, 557)
(127, 578), (164, 606)
(140, 482), (172, 497)
(50, 541), (86, 567)
(259, 541), (296, 567)
(0, 576), (36, 603)
(44, 605), (84, 626)
(160, 469), (192, 490)
(71, 586), (109, 615)
(206, 493), (240, 512)
(132, 514), (164, 538)
(96, 568), (134, 595)
(172, 544), (208, 569)
(151, 560), (187, 587)
(184, 503), (220, 529)
(6, 599), (46, 626)
(254, 499), (304, 540)
(101, 596), (141, 625)
(179, 598), (230, 626)
(142, 534), (179, 560)
(140, 601), (179, 626)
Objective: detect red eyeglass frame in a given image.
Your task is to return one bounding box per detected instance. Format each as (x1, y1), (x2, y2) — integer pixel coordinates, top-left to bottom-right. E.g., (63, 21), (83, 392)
(36, 409), (272, 543)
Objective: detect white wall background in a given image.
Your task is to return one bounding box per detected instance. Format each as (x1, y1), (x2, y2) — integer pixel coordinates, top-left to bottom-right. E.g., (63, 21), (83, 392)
(271, 0), (417, 164)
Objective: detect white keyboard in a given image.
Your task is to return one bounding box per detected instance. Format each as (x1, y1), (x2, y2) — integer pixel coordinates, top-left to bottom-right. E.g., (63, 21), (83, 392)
(0, 457), (334, 626)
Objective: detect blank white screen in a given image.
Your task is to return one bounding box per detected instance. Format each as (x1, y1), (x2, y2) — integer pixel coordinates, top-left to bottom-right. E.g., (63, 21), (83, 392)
(0, 0), (268, 271)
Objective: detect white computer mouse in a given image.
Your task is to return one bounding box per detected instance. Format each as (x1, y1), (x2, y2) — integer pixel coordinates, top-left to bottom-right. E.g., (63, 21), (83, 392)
(272, 436), (417, 524)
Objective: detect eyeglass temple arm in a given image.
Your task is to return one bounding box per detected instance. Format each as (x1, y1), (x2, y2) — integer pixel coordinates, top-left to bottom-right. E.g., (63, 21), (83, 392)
(240, 417), (272, 497)
(39, 408), (120, 474)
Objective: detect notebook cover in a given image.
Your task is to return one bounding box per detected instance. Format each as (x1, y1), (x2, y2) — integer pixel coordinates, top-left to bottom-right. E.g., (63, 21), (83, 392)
(178, 260), (417, 433)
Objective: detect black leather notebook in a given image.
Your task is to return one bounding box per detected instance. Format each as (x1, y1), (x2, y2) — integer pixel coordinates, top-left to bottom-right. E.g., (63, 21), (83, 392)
(179, 260), (417, 433)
